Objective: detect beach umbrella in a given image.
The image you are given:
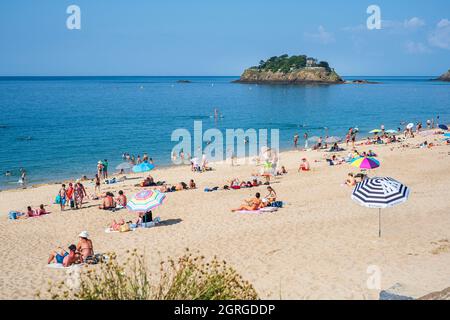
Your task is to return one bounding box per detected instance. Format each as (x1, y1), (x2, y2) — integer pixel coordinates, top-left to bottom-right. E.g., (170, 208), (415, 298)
(325, 136), (341, 144)
(351, 157), (380, 170)
(351, 177), (410, 237)
(439, 124), (448, 131)
(132, 161), (155, 173)
(115, 162), (133, 171)
(444, 133), (450, 137)
(406, 123), (414, 129)
(127, 189), (166, 213)
(369, 129), (382, 134)
(385, 129), (397, 134)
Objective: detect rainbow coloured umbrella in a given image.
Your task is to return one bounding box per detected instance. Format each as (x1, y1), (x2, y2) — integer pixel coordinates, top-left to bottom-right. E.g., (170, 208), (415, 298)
(351, 157), (380, 170)
(127, 189), (166, 213)
(132, 161), (155, 173)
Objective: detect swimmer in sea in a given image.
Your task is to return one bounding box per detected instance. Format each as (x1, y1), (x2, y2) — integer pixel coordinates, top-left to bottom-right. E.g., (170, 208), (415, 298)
(5, 171), (11, 176)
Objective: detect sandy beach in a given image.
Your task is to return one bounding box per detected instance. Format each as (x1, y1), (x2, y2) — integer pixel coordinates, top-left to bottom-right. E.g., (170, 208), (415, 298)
(1, 132), (449, 300)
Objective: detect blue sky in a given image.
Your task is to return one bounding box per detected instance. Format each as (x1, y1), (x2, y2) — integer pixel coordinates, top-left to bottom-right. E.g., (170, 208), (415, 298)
(0, 0), (449, 76)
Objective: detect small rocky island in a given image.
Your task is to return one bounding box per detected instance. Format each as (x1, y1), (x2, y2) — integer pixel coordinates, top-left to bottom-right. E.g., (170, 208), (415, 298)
(234, 54), (344, 84)
(436, 69), (450, 82)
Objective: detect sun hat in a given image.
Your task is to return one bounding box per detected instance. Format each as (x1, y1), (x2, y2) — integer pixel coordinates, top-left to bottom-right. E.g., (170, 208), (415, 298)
(78, 231), (89, 239)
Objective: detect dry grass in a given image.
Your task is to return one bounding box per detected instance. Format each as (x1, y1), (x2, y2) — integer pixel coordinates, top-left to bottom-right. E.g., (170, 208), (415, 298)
(42, 248), (258, 300)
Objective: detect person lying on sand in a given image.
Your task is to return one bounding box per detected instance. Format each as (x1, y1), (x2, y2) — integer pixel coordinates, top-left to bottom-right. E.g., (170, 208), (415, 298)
(231, 193), (262, 212)
(298, 158), (310, 172)
(277, 166), (288, 175)
(110, 219), (126, 231)
(48, 244), (79, 267)
(99, 192), (116, 210)
(189, 179), (196, 189)
(77, 231), (94, 263)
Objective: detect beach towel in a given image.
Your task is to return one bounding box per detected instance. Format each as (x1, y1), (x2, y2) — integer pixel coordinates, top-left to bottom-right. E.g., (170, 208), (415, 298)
(236, 208), (277, 214)
(46, 263), (83, 270)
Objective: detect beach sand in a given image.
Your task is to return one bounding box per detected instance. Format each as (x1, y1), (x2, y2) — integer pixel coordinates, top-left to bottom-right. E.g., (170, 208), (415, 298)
(1, 132), (449, 300)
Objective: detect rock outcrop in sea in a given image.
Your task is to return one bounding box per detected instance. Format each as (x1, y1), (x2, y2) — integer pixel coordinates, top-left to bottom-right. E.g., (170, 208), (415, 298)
(234, 54), (344, 84)
(437, 69), (450, 82)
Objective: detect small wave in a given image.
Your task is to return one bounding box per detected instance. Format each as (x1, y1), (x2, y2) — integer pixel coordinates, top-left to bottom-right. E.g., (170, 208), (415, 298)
(16, 136), (33, 141)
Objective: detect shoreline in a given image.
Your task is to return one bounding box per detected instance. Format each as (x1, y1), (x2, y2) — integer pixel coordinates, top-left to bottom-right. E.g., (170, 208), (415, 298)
(1, 128), (449, 299)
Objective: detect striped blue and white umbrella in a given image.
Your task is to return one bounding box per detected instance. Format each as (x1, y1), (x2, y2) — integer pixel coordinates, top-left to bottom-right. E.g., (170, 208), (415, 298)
(351, 177), (410, 237)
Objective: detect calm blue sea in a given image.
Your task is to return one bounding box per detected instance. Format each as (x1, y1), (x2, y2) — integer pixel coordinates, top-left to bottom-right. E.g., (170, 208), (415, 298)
(0, 76), (449, 189)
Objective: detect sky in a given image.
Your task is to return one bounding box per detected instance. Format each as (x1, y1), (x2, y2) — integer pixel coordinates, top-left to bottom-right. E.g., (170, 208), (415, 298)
(0, 0), (449, 76)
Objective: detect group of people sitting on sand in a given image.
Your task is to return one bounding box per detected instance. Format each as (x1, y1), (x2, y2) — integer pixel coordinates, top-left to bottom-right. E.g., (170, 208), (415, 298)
(231, 187), (278, 212)
(191, 154), (212, 172)
(48, 231), (95, 267)
(344, 172), (367, 187)
(99, 190), (127, 210)
(9, 204), (49, 220)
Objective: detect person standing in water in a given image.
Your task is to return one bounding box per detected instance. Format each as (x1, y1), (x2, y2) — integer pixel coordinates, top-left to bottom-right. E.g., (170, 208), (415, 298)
(102, 159), (109, 179)
(303, 132), (309, 149)
(19, 168), (27, 188)
(293, 134), (299, 149)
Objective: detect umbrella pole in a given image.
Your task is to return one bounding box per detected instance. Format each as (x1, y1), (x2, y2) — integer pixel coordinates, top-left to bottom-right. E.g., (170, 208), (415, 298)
(378, 208), (381, 238)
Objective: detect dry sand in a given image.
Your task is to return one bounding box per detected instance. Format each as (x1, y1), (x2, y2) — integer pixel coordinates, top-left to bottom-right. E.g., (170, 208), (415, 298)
(1, 132), (449, 300)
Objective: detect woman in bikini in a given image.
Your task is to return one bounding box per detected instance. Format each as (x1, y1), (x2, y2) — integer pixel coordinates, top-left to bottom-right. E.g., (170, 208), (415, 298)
(231, 193), (262, 212)
(76, 231), (94, 263)
(94, 174), (101, 195)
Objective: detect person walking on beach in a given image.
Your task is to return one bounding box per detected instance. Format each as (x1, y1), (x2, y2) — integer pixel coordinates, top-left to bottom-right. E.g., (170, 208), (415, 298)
(102, 159), (109, 179)
(74, 181), (87, 209)
(303, 132), (309, 149)
(59, 184), (67, 211)
(97, 161), (103, 179)
(94, 174), (101, 195)
(294, 134), (299, 149)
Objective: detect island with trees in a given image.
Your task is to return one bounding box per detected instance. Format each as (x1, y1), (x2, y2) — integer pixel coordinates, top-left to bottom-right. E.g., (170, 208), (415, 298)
(234, 54), (344, 84)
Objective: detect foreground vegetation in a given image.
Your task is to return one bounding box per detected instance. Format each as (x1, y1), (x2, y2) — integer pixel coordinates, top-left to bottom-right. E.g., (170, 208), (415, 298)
(43, 249), (259, 300)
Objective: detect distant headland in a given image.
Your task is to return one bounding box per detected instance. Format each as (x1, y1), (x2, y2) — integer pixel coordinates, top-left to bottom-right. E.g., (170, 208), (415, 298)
(436, 69), (450, 82)
(234, 54), (344, 85)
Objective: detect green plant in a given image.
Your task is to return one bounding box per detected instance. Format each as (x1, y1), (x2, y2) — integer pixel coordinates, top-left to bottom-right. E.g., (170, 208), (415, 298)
(45, 249), (259, 300)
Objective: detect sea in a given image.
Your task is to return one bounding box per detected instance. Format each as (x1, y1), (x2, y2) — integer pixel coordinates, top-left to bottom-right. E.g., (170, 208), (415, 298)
(0, 76), (449, 189)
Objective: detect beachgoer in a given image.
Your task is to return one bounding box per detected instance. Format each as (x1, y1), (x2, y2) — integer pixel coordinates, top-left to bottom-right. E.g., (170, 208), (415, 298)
(59, 184), (67, 211)
(97, 161), (103, 178)
(231, 193), (263, 212)
(74, 181), (87, 208)
(345, 173), (356, 186)
(116, 190), (127, 208)
(189, 179), (196, 189)
(102, 159), (109, 179)
(48, 244), (78, 267)
(294, 134), (299, 149)
(99, 192), (116, 210)
(264, 186), (277, 203)
(94, 174), (101, 195)
(298, 158), (310, 172)
(76, 231), (94, 262)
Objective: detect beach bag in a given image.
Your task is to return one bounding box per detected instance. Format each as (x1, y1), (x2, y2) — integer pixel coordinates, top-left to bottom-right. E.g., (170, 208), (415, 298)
(120, 224), (131, 232)
(271, 201), (283, 208)
(55, 195), (61, 204)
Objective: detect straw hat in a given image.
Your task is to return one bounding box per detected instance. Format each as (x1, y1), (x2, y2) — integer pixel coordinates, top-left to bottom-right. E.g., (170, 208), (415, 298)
(78, 231), (89, 239)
